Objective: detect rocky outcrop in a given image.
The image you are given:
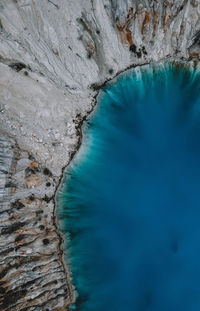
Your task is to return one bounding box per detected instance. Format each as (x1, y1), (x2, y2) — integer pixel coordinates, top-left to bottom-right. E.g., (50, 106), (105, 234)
(0, 0), (200, 310)
(189, 30), (200, 59)
(0, 134), (73, 310)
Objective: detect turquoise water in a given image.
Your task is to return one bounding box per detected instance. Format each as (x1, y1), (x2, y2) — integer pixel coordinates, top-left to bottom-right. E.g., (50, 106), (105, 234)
(57, 62), (200, 311)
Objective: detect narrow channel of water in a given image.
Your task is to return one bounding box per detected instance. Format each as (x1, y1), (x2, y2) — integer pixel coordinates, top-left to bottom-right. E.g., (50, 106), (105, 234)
(57, 61), (200, 311)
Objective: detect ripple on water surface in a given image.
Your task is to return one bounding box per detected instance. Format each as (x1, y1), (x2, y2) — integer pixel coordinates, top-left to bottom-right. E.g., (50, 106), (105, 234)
(57, 61), (200, 311)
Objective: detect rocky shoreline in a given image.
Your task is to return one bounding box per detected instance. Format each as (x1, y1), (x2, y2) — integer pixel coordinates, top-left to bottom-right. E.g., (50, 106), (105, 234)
(0, 87), (98, 310)
(0, 0), (200, 310)
(53, 99), (98, 309)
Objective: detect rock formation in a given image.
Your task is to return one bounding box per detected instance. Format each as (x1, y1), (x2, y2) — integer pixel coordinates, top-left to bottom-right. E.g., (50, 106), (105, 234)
(0, 0), (200, 310)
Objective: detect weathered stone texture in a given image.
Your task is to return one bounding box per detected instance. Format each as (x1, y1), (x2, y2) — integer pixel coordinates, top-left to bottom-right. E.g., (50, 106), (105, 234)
(0, 0), (200, 310)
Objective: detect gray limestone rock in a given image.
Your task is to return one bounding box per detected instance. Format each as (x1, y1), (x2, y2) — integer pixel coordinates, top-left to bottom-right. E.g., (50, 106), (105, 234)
(0, 0), (200, 310)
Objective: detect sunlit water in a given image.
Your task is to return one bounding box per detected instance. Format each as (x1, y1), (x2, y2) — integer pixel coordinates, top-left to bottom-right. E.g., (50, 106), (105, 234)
(57, 62), (200, 311)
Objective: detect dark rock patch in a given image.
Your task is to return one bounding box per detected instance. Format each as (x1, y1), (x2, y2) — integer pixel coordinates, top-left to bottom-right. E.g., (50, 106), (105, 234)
(142, 46), (147, 55)
(5, 182), (16, 188)
(87, 51), (92, 59)
(43, 167), (52, 176)
(0, 19), (3, 31)
(130, 44), (137, 53)
(0, 288), (27, 309)
(29, 194), (35, 201)
(136, 49), (142, 58)
(15, 234), (25, 242)
(193, 31), (200, 45)
(0, 286), (6, 294)
(0, 169), (8, 174)
(43, 195), (52, 203)
(28, 154), (35, 161)
(0, 247), (14, 257)
(21, 279), (38, 289)
(11, 200), (25, 210)
(8, 62), (27, 72)
(1, 221), (27, 235)
(43, 238), (50, 245)
(0, 267), (9, 279)
(35, 210), (43, 216)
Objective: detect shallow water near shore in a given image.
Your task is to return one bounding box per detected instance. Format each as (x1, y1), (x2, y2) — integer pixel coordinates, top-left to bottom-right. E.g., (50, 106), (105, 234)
(57, 61), (200, 311)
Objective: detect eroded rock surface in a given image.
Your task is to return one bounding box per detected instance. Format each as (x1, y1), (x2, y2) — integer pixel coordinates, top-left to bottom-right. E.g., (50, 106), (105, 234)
(0, 134), (72, 310)
(0, 0), (200, 310)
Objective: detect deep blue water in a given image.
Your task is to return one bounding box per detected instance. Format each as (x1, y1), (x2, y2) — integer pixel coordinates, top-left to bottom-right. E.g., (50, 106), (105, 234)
(57, 62), (200, 311)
